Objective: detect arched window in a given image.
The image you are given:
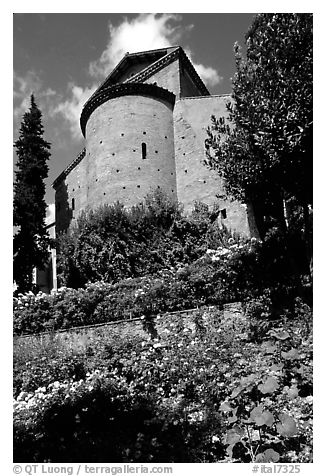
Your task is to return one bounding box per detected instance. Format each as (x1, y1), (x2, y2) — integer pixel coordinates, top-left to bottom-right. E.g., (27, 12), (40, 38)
(142, 142), (147, 159)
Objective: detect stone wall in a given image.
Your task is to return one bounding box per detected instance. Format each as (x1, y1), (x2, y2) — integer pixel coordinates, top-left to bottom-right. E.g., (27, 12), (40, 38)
(173, 96), (250, 236)
(144, 59), (181, 97)
(84, 94), (177, 210)
(54, 151), (88, 233)
(14, 304), (244, 351)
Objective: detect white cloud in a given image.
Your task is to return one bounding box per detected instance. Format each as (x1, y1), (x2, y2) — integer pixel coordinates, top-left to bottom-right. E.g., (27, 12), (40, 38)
(88, 13), (221, 86)
(89, 13), (185, 78)
(186, 51), (223, 87)
(52, 83), (97, 140)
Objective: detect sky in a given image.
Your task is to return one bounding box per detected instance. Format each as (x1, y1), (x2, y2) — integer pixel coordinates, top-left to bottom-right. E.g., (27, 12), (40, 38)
(13, 13), (255, 204)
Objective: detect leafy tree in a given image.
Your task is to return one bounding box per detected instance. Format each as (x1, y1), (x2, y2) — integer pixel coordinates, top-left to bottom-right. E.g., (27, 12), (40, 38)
(205, 14), (312, 267)
(13, 95), (51, 292)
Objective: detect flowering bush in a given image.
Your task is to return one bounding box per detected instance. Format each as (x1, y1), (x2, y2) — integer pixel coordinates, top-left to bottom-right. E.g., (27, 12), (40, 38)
(14, 306), (312, 463)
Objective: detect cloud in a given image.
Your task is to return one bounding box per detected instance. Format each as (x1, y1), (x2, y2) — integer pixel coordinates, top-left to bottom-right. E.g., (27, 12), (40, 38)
(186, 51), (223, 87)
(88, 13), (221, 86)
(89, 14), (185, 78)
(13, 70), (56, 120)
(52, 83), (97, 140)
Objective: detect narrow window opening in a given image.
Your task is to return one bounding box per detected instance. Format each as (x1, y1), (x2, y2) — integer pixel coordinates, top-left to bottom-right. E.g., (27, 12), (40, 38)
(185, 169), (187, 173)
(143, 131), (146, 135)
(71, 198), (75, 211)
(142, 142), (147, 159)
(221, 209), (227, 219)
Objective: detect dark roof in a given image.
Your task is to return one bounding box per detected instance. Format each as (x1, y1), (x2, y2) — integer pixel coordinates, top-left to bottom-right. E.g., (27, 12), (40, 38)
(94, 46), (178, 94)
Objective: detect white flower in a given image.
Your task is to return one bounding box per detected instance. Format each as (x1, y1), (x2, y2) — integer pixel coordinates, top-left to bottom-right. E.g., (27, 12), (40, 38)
(212, 435), (220, 443)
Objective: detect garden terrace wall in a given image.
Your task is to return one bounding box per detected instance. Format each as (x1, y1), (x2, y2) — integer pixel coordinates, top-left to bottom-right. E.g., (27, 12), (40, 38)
(14, 303), (244, 351)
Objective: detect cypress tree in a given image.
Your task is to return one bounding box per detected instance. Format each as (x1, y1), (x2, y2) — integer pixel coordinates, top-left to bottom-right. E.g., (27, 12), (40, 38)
(13, 94), (51, 292)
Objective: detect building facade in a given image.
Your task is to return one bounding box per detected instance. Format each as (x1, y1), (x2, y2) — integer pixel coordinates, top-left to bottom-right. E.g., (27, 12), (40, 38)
(53, 46), (253, 236)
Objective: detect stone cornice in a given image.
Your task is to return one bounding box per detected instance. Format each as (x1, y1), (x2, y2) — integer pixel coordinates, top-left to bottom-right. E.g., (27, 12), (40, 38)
(52, 148), (86, 188)
(80, 82), (176, 137)
(126, 47), (210, 98)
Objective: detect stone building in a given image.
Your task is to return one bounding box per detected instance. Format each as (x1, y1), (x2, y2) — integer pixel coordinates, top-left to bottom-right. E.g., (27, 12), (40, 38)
(53, 46), (253, 236)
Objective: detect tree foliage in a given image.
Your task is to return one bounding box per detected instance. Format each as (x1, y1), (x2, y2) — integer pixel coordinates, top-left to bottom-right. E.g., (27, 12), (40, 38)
(205, 13), (312, 246)
(56, 190), (238, 288)
(13, 95), (51, 292)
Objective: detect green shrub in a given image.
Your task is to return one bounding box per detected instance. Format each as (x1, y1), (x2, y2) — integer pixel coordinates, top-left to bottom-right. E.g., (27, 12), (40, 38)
(14, 307), (312, 463)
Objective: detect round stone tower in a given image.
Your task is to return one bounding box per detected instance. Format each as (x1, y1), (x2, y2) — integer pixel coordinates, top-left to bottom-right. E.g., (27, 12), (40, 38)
(80, 83), (177, 209)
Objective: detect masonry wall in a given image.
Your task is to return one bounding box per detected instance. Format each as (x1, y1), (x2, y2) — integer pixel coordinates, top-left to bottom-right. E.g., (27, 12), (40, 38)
(180, 67), (204, 97)
(54, 155), (88, 233)
(84, 94), (177, 209)
(144, 59), (181, 97)
(173, 96), (250, 236)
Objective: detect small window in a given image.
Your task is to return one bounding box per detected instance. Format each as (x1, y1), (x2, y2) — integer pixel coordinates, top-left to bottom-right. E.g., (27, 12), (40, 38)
(185, 169), (187, 173)
(137, 185), (140, 188)
(142, 142), (147, 159)
(221, 209), (227, 219)
(71, 198), (75, 211)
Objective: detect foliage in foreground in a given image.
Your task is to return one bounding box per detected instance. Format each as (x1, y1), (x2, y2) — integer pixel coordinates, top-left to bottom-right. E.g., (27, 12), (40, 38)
(13, 303), (312, 463)
(14, 225), (311, 336)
